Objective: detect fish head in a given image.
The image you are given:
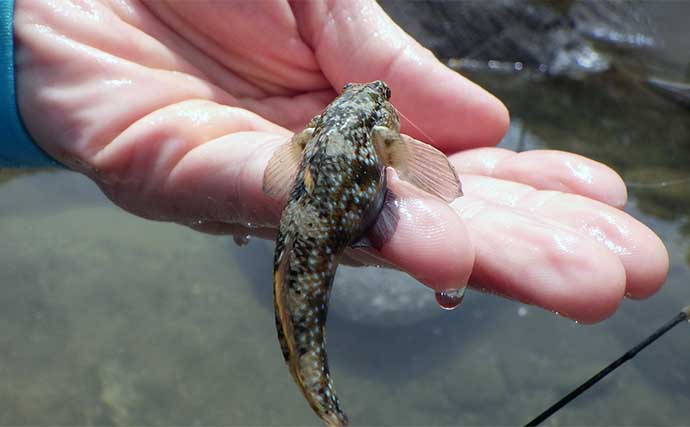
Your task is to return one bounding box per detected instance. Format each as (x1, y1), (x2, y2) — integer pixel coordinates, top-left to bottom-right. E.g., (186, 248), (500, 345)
(366, 80), (391, 99)
(338, 81), (400, 132)
(341, 80), (390, 100)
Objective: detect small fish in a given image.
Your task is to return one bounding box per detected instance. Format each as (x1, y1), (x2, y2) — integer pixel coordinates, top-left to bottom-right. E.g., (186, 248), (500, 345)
(262, 80), (462, 426)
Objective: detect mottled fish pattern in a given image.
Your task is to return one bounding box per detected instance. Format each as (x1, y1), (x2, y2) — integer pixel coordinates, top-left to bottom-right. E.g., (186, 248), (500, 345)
(262, 81), (461, 426)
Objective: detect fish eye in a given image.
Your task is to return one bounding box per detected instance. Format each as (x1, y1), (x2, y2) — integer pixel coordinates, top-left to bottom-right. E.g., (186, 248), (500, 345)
(374, 80), (391, 99)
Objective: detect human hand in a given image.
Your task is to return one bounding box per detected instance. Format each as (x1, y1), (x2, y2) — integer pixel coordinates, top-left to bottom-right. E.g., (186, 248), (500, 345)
(14, 0), (667, 322)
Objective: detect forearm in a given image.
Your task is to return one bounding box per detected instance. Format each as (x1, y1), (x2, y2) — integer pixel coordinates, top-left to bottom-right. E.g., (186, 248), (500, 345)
(0, 0), (61, 168)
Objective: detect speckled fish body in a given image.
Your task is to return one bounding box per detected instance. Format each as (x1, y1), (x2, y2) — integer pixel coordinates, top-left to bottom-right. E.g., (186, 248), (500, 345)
(263, 80), (462, 426)
(273, 81), (398, 426)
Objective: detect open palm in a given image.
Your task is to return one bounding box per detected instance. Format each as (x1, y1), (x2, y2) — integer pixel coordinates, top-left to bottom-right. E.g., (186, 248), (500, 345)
(15, 0), (667, 322)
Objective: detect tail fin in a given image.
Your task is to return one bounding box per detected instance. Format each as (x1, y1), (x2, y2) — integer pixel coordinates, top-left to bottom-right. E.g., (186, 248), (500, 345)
(273, 236), (349, 426)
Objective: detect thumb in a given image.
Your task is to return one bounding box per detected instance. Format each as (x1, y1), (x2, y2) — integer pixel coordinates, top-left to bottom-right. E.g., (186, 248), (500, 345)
(292, 0), (509, 152)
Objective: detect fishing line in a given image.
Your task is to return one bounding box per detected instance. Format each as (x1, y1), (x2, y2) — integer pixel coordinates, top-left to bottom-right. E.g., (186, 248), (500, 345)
(525, 305), (690, 426)
(392, 105), (438, 147)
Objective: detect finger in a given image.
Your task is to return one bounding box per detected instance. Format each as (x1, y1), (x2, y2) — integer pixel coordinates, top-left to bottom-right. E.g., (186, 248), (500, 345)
(87, 100), (289, 225)
(450, 148), (628, 208)
(291, 0), (510, 151)
(15, 5), (247, 166)
(374, 173), (475, 293)
(142, 0), (330, 94)
(458, 175), (668, 309)
(454, 193), (626, 323)
(17, 0), (268, 100)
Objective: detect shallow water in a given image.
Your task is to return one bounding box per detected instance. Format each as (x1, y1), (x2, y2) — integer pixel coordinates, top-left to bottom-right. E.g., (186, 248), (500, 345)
(2, 6), (690, 427)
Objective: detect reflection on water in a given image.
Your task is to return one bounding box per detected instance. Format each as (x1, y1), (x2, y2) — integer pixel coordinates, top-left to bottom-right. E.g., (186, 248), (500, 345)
(2, 11), (690, 427)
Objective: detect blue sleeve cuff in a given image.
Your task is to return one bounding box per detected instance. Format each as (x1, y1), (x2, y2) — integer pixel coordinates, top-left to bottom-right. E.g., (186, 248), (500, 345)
(1, 0), (64, 168)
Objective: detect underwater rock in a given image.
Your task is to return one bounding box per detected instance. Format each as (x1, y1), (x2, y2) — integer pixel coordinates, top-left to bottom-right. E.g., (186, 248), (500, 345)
(380, 0), (656, 78)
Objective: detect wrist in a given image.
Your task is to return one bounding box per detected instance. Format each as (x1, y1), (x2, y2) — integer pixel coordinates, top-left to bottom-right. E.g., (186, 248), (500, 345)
(0, 0), (63, 168)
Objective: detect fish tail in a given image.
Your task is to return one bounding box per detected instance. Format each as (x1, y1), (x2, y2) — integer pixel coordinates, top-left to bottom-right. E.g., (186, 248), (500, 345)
(273, 235), (349, 426)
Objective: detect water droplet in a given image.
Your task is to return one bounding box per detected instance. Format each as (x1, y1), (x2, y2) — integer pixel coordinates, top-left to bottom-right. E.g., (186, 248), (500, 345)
(517, 306), (528, 317)
(435, 287), (466, 310)
(233, 234), (251, 246)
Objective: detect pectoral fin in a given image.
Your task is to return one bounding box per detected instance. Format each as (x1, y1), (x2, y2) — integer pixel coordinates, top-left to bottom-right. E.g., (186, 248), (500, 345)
(372, 126), (462, 202)
(262, 129), (312, 202)
(350, 189), (399, 251)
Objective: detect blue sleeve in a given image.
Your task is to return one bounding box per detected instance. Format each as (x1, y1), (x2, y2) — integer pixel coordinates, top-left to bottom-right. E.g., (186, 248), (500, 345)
(1, 0), (63, 168)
